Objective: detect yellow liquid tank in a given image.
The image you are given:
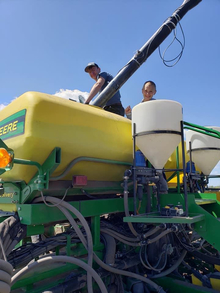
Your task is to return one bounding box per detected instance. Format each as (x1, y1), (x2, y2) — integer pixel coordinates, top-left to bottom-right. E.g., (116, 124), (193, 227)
(0, 92), (133, 183)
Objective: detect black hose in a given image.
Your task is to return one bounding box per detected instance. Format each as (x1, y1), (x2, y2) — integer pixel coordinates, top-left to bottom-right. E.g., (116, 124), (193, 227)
(150, 250), (187, 279)
(0, 215), (27, 260)
(132, 282), (144, 293)
(190, 250), (220, 266)
(101, 233), (116, 266)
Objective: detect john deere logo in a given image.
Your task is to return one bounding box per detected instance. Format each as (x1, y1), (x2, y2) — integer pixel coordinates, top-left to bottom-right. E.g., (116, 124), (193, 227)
(0, 109), (26, 140)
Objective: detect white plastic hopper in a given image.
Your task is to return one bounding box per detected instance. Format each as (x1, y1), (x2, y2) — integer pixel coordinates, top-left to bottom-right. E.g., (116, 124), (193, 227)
(132, 100), (183, 169)
(186, 126), (220, 175)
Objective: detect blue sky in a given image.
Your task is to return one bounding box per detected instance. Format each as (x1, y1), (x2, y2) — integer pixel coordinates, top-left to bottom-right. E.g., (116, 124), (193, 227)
(0, 0), (220, 186)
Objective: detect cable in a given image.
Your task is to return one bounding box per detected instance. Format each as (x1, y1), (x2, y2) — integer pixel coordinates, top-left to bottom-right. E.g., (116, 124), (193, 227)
(93, 252), (165, 293)
(147, 229), (172, 244)
(182, 261), (212, 288)
(143, 226), (162, 239)
(8, 233), (81, 269)
(151, 250), (187, 279)
(158, 22), (185, 67)
(139, 245), (168, 272)
(40, 186), (71, 207)
(101, 228), (140, 242)
(101, 233), (116, 266)
(11, 255), (108, 293)
(100, 229), (140, 247)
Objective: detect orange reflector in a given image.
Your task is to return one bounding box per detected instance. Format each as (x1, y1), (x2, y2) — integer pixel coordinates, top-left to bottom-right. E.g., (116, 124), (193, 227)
(0, 148), (12, 168)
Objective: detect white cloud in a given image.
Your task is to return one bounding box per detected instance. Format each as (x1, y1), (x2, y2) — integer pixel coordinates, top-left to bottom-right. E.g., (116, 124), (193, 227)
(0, 90), (88, 112)
(0, 96), (18, 111)
(0, 104), (6, 111)
(211, 161), (220, 175)
(54, 89), (89, 103)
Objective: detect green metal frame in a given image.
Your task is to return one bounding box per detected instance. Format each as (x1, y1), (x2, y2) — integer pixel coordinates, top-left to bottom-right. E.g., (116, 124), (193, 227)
(124, 192), (220, 251)
(16, 197), (138, 226)
(0, 123), (220, 293)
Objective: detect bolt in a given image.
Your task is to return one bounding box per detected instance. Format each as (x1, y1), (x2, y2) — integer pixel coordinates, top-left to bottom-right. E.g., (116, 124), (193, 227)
(20, 217), (23, 221)
(18, 207), (21, 211)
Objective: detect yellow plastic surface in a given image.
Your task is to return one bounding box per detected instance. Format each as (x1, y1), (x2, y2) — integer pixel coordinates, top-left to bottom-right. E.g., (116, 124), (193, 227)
(215, 265), (220, 272)
(191, 274), (202, 286)
(0, 203), (17, 212)
(0, 92), (133, 183)
(210, 273), (220, 290)
(192, 273), (220, 290)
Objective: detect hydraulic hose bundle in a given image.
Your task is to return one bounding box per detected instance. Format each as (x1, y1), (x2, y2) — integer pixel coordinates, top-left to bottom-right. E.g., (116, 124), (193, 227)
(0, 259), (13, 293)
(32, 195), (165, 293)
(0, 215), (27, 293)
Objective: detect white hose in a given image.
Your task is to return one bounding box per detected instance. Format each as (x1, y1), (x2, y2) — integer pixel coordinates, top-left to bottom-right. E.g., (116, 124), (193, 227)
(0, 259), (13, 293)
(54, 204), (93, 288)
(40, 200), (161, 291)
(31, 196), (162, 292)
(34, 196), (94, 293)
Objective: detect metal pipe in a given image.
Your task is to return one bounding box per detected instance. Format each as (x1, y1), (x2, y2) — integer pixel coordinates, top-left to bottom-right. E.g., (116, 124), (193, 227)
(184, 122), (220, 139)
(181, 121), (188, 216)
(50, 156), (131, 181)
(133, 123), (137, 215)
(176, 146), (180, 193)
(189, 141), (192, 174)
(123, 169), (139, 237)
(14, 158), (43, 176)
(146, 184), (151, 213)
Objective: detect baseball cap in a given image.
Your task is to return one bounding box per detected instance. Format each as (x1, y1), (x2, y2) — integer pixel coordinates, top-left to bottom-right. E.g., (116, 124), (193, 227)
(84, 62), (99, 72)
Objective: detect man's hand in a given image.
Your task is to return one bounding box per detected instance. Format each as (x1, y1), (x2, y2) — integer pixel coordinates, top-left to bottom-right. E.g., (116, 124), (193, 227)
(125, 105), (131, 115)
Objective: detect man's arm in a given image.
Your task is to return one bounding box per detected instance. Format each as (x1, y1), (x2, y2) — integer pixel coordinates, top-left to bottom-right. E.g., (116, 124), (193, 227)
(85, 76), (105, 104)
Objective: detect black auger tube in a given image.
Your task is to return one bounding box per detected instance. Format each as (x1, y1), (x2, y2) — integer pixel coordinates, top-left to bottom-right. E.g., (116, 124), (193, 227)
(92, 0), (202, 108)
